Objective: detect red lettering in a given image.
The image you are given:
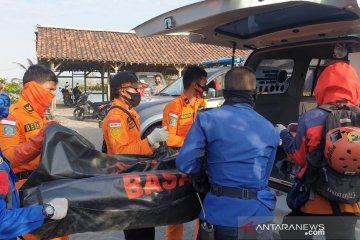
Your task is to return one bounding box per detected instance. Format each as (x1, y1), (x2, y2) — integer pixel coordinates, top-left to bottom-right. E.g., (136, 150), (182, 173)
(144, 173), (163, 195)
(162, 173), (177, 190)
(123, 174), (143, 199)
(178, 173), (191, 187)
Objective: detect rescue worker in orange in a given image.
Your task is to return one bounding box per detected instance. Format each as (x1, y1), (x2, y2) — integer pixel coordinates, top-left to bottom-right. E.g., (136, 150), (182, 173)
(0, 64), (67, 240)
(162, 66), (208, 240)
(103, 71), (168, 240)
(276, 60), (360, 239)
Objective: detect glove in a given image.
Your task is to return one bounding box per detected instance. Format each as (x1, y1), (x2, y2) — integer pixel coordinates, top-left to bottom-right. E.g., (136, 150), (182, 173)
(13, 126), (47, 166)
(275, 124), (286, 134)
(147, 126), (168, 145)
(47, 198), (69, 220)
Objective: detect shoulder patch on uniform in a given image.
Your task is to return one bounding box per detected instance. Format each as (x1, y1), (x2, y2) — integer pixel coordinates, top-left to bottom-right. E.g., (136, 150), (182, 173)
(0, 170), (9, 195)
(169, 117), (177, 127)
(24, 122), (41, 132)
(23, 103), (34, 112)
(1, 117), (16, 126)
(0, 156), (3, 164)
(3, 125), (15, 137)
(110, 127), (122, 139)
(109, 119), (122, 128)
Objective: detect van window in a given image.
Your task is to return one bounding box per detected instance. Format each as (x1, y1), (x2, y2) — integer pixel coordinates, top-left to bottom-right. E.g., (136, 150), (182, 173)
(215, 4), (358, 39)
(256, 59), (294, 94)
(303, 59), (326, 96)
(207, 72), (226, 98)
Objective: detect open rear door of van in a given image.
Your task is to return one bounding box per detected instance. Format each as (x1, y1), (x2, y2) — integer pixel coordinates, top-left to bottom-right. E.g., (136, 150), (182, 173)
(134, 0), (360, 50)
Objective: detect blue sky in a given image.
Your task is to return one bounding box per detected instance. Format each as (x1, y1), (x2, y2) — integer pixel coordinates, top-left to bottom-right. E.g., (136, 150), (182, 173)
(0, 0), (199, 79)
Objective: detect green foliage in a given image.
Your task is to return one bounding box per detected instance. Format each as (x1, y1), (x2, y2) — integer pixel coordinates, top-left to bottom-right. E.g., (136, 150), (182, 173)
(4, 81), (22, 103)
(81, 83), (108, 92)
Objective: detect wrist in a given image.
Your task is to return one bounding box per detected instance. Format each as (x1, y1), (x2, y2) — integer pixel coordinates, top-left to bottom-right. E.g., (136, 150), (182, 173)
(43, 203), (55, 220)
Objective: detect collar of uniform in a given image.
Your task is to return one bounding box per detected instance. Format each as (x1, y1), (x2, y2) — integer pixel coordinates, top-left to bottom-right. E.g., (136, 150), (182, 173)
(17, 96), (35, 113)
(180, 92), (191, 105)
(113, 98), (131, 110)
(225, 102), (253, 109)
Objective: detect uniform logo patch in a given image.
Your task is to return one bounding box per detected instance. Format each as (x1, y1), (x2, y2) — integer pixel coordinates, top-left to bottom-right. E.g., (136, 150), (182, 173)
(24, 122), (41, 132)
(169, 117), (177, 127)
(180, 113), (192, 119)
(23, 103), (34, 112)
(110, 127), (122, 139)
(3, 125), (15, 137)
(127, 117), (136, 129)
(0, 156), (3, 164)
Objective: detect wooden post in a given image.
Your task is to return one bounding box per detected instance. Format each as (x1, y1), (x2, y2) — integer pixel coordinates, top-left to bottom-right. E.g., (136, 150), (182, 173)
(71, 71), (74, 89)
(174, 65), (185, 77)
(84, 71), (87, 93)
(101, 66), (105, 102)
(49, 61), (62, 116)
(107, 68), (111, 101)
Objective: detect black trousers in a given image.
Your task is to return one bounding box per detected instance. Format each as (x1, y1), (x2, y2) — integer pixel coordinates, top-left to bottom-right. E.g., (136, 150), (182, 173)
(123, 228), (155, 240)
(280, 209), (358, 240)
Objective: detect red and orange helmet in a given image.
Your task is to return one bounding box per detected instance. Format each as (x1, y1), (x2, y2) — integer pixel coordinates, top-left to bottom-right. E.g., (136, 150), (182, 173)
(325, 126), (360, 174)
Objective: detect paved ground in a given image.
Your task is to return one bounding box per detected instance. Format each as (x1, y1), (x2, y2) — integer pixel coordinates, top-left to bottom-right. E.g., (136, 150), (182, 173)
(54, 104), (196, 240)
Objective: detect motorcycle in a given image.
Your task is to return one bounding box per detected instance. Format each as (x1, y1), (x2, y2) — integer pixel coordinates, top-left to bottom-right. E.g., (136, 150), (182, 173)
(61, 88), (74, 107)
(73, 93), (111, 121)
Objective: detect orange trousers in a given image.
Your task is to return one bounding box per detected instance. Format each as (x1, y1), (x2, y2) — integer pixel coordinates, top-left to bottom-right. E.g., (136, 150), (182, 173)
(166, 219), (200, 240)
(16, 179), (69, 240)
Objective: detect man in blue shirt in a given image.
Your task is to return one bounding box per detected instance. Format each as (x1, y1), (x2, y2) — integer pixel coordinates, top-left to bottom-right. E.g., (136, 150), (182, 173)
(0, 92), (68, 240)
(176, 67), (279, 240)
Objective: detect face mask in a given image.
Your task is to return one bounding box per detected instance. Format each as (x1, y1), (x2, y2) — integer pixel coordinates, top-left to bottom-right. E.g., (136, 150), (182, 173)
(0, 93), (10, 118)
(22, 81), (55, 118)
(195, 83), (208, 98)
(123, 91), (141, 107)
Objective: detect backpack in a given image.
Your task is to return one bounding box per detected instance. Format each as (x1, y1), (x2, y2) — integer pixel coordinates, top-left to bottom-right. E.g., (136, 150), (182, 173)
(101, 106), (138, 154)
(305, 104), (360, 205)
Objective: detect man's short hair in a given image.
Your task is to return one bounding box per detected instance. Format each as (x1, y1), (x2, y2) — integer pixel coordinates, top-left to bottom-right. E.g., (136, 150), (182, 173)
(183, 66), (207, 90)
(0, 79), (5, 84)
(23, 64), (58, 85)
(224, 67), (256, 90)
(154, 74), (161, 79)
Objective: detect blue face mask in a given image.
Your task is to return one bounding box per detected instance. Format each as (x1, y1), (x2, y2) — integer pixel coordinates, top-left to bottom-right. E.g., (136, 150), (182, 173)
(0, 93), (10, 118)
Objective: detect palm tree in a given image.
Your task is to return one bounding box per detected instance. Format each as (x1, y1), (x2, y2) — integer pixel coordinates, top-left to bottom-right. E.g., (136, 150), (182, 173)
(13, 58), (34, 71)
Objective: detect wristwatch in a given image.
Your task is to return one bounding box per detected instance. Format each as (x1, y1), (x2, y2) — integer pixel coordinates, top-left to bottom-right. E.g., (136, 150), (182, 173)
(43, 203), (55, 219)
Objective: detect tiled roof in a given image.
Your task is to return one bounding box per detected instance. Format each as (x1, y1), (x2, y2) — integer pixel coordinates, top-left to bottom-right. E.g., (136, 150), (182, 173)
(36, 26), (249, 66)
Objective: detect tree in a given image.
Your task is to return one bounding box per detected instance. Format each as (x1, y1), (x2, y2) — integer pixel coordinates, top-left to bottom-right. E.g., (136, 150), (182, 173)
(3, 79), (22, 103)
(13, 58), (34, 71)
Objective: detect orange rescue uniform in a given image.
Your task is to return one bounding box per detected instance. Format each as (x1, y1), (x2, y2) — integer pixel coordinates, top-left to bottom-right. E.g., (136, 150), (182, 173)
(163, 93), (205, 148)
(162, 93), (205, 240)
(0, 96), (68, 240)
(0, 96), (46, 188)
(103, 99), (153, 155)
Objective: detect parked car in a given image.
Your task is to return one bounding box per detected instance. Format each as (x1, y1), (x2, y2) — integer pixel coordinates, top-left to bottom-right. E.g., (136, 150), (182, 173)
(134, 0), (360, 234)
(136, 67), (230, 138)
(136, 72), (166, 96)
